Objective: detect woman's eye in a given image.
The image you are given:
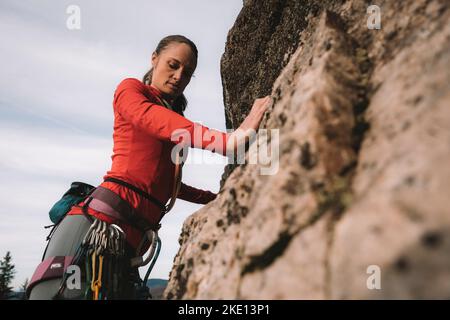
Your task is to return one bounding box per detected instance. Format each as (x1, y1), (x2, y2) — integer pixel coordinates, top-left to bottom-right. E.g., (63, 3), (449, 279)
(169, 63), (178, 69)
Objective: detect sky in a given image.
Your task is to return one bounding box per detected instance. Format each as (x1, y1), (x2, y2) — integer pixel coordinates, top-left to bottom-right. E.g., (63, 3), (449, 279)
(0, 0), (243, 290)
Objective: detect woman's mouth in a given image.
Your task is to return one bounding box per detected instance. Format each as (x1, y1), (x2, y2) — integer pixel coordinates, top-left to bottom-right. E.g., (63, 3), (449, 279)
(168, 83), (179, 90)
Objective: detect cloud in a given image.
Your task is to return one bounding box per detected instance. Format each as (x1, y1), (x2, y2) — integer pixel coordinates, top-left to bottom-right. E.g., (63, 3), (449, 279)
(0, 10), (133, 135)
(0, 0), (243, 290)
(0, 123), (112, 179)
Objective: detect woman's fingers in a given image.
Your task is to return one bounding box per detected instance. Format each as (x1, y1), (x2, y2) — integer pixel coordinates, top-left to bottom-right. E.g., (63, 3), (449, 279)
(253, 96), (271, 117)
(237, 95), (272, 133)
(260, 96), (271, 112)
(251, 96), (271, 115)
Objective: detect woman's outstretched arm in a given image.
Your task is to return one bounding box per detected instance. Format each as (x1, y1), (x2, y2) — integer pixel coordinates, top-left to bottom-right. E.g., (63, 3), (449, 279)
(114, 78), (228, 155)
(114, 78), (271, 157)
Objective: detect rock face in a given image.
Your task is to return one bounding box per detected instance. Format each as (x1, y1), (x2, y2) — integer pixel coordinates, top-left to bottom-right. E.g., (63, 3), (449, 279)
(164, 0), (450, 299)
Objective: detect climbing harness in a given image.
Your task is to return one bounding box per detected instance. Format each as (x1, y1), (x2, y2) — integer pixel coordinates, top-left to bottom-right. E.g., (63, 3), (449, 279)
(28, 97), (184, 299)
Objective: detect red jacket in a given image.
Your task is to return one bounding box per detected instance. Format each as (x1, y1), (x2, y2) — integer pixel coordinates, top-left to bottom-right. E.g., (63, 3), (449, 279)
(68, 78), (228, 249)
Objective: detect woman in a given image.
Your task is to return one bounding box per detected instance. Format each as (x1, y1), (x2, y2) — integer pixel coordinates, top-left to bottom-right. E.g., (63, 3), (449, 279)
(28, 35), (270, 299)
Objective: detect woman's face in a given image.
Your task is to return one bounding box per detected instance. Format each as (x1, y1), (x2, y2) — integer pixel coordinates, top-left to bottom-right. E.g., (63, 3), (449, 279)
(151, 42), (197, 101)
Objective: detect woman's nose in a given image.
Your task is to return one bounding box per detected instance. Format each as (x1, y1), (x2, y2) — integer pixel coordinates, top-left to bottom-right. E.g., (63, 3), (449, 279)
(173, 69), (183, 82)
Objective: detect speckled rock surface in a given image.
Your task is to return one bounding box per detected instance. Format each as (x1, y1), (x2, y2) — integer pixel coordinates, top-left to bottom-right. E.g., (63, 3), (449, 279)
(164, 0), (450, 299)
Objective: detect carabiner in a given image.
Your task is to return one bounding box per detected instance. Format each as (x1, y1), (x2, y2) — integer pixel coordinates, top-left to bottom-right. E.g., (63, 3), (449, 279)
(130, 229), (158, 268)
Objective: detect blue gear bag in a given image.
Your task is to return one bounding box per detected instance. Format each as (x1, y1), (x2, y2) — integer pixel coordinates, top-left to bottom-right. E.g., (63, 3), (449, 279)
(49, 181), (96, 224)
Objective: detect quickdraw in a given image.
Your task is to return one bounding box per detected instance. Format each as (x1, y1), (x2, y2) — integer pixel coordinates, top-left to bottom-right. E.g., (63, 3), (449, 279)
(53, 218), (127, 300)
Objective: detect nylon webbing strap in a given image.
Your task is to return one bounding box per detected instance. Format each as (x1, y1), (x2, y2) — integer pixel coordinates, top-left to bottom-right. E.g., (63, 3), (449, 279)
(89, 186), (160, 232)
(103, 177), (165, 210)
